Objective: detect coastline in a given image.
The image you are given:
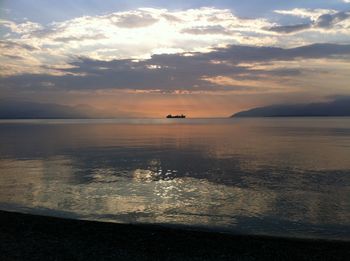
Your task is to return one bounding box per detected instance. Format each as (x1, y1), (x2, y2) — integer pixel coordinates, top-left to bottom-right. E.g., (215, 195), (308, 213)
(0, 210), (349, 260)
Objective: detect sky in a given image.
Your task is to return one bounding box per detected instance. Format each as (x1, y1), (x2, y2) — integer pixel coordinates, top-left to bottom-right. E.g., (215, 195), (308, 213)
(1, 0), (350, 117)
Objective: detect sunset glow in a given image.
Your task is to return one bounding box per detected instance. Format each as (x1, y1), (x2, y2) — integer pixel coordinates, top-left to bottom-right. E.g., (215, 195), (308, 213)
(1, 0), (350, 117)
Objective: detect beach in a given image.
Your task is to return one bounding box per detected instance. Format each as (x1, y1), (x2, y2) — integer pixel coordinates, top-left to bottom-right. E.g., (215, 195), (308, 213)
(0, 210), (349, 261)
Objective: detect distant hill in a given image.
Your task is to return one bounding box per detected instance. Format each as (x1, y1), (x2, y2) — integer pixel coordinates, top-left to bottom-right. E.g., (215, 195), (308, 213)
(232, 98), (350, 117)
(0, 100), (107, 119)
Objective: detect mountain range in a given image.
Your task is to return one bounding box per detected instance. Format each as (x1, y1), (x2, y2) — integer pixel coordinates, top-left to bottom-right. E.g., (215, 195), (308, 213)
(0, 100), (108, 119)
(232, 98), (350, 117)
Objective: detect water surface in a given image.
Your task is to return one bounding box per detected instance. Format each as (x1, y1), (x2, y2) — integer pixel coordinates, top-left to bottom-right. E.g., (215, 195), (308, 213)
(0, 118), (349, 240)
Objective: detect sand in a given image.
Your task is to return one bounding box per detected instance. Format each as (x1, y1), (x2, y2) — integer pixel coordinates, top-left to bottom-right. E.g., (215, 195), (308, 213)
(0, 210), (349, 260)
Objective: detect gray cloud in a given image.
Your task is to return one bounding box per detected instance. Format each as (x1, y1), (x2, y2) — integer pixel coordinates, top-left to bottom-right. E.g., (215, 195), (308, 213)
(181, 25), (232, 35)
(1, 43), (350, 93)
(0, 40), (38, 51)
(53, 33), (107, 42)
(267, 11), (350, 34)
(316, 12), (350, 28)
(268, 23), (311, 34)
(111, 13), (158, 28)
(206, 43), (350, 62)
(160, 13), (183, 23)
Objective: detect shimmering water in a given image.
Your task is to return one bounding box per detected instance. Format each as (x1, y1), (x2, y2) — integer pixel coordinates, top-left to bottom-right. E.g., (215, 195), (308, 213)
(0, 118), (349, 240)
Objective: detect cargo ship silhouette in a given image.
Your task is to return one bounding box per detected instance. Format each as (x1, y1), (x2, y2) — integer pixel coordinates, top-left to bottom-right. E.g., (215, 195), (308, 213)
(166, 114), (186, 118)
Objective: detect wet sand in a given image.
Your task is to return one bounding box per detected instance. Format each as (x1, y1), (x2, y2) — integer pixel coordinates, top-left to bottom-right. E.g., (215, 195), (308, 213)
(0, 210), (349, 260)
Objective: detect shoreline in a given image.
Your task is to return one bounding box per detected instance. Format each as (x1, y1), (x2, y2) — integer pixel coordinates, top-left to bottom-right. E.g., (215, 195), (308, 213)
(0, 210), (349, 260)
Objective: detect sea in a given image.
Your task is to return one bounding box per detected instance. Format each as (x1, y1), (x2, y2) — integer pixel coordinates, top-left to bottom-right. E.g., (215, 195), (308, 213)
(0, 118), (349, 240)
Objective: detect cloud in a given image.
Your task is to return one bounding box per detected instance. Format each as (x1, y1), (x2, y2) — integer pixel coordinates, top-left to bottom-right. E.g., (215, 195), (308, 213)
(274, 8), (337, 21)
(206, 43), (350, 62)
(53, 33), (107, 42)
(316, 12), (350, 28)
(270, 9), (350, 34)
(0, 19), (43, 34)
(1, 43), (349, 95)
(160, 13), (183, 23)
(181, 25), (232, 35)
(0, 7), (278, 78)
(268, 24), (311, 34)
(111, 12), (158, 28)
(0, 40), (38, 51)
(1, 7), (350, 81)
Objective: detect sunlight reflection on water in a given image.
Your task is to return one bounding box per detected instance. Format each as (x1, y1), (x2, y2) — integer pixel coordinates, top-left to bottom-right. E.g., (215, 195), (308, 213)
(0, 118), (349, 240)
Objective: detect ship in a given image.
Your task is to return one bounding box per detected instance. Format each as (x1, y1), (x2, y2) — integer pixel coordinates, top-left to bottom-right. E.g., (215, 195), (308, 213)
(166, 114), (186, 118)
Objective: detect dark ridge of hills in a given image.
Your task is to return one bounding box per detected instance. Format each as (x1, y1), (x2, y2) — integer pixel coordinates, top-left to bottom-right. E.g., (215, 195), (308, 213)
(0, 100), (108, 119)
(232, 98), (350, 117)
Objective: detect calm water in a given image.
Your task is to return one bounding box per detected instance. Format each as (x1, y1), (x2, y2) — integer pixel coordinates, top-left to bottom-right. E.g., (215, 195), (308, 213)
(0, 118), (349, 240)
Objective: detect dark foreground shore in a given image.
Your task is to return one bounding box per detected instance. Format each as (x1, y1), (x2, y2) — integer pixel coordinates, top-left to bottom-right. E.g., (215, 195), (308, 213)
(0, 210), (349, 261)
